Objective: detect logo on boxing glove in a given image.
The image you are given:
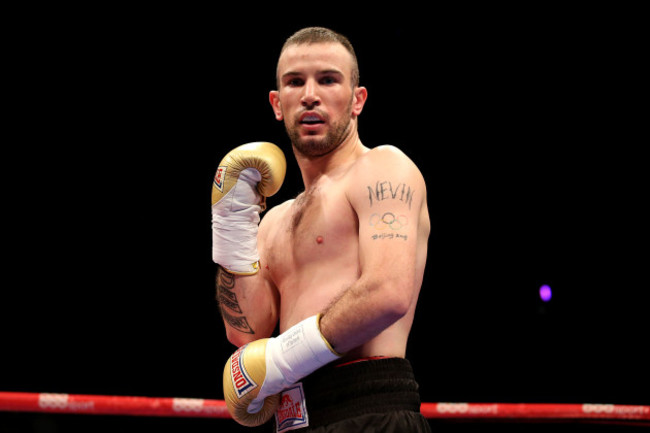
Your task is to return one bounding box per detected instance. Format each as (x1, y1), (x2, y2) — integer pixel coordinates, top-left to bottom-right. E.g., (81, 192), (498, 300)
(230, 345), (258, 398)
(214, 166), (227, 192)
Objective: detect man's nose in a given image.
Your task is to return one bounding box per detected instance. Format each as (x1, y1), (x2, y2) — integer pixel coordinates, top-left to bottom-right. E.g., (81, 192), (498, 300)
(301, 79), (320, 107)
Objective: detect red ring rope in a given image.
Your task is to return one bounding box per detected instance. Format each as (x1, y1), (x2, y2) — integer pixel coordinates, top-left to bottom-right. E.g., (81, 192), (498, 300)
(0, 392), (229, 418)
(1, 392), (649, 423)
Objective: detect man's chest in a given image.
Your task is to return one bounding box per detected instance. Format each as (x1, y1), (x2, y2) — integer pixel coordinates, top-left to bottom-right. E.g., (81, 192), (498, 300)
(264, 183), (359, 278)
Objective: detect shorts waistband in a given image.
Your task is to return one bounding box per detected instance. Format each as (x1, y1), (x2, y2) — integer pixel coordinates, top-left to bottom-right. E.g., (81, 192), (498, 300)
(298, 357), (422, 428)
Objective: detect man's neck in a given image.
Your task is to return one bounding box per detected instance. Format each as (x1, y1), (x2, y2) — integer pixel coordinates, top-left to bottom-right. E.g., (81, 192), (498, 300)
(294, 130), (365, 189)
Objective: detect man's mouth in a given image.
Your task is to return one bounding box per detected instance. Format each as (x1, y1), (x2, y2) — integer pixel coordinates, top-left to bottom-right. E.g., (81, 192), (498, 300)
(299, 112), (326, 125)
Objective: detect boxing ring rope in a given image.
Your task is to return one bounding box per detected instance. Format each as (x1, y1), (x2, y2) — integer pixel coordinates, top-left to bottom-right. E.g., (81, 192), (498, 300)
(1, 392), (649, 425)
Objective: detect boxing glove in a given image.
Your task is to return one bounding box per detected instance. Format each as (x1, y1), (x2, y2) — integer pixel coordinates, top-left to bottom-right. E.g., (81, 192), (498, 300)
(212, 142), (286, 275)
(223, 315), (342, 426)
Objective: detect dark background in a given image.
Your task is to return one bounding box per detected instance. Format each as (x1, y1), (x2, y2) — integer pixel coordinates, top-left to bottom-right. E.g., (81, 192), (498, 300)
(2, 5), (646, 432)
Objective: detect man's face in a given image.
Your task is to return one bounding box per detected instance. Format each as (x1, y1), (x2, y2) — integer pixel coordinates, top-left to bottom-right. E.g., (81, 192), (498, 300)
(270, 42), (364, 157)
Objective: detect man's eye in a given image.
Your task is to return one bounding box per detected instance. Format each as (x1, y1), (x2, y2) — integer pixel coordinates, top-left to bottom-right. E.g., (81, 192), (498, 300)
(287, 78), (304, 86)
(320, 76), (337, 85)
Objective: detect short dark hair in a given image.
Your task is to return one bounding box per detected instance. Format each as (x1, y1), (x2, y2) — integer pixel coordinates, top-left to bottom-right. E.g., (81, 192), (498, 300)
(278, 27), (359, 88)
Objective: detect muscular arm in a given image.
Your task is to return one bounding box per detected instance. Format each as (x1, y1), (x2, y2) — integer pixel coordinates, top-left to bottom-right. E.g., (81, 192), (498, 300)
(217, 210), (280, 347)
(216, 267), (279, 346)
(320, 146), (429, 354)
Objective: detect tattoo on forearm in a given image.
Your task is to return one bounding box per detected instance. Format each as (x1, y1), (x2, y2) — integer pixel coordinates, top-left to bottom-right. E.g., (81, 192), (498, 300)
(216, 268), (254, 334)
(218, 291), (242, 313)
(217, 270), (241, 312)
(367, 181), (414, 209)
(218, 268), (236, 289)
(220, 307), (255, 334)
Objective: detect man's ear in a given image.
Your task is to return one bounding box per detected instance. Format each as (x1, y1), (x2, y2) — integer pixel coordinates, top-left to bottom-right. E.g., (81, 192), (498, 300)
(352, 86), (368, 117)
(269, 91), (283, 121)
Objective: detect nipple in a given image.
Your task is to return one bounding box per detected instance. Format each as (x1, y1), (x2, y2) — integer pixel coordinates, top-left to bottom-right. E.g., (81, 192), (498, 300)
(316, 235), (324, 244)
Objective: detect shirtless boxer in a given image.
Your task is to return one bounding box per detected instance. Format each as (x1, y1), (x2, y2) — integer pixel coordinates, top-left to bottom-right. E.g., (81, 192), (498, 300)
(213, 27), (431, 432)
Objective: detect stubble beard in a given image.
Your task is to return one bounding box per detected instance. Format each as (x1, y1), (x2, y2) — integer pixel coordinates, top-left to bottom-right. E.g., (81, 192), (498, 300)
(286, 100), (354, 158)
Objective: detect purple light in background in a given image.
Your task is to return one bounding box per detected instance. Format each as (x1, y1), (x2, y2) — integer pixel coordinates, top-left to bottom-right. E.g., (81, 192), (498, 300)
(539, 284), (552, 302)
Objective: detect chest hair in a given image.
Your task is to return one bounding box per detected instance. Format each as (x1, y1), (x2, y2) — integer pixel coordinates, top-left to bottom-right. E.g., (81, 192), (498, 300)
(289, 186), (319, 235)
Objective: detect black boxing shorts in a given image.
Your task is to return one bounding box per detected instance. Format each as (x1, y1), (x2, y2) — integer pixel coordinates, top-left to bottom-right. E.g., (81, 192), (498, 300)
(268, 357), (431, 433)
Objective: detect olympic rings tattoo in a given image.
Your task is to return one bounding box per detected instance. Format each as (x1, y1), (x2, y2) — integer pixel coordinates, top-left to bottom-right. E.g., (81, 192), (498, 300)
(369, 212), (409, 231)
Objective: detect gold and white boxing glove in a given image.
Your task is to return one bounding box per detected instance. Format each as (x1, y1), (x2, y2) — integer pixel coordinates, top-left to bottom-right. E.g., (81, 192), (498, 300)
(211, 142), (286, 275)
(223, 315), (342, 426)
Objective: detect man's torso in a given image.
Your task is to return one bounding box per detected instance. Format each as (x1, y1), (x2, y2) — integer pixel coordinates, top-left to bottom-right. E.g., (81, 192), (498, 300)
(258, 148), (427, 360)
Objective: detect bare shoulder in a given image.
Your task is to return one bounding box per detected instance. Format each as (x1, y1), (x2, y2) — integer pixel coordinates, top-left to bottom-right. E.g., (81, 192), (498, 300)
(349, 145), (426, 188)
(356, 145), (423, 176)
(259, 199), (293, 236)
(344, 145), (428, 219)
(261, 199), (293, 224)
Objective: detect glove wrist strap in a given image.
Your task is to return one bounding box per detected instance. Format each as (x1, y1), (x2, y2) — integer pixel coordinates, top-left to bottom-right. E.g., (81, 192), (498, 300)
(270, 315), (342, 388)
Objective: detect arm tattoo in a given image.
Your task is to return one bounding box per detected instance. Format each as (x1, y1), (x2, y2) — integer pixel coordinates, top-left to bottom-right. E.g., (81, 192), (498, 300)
(216, 267), (254, 334)
(368, 212), (409, 241)
(367, 181), (414, 209)
(220, 308), (254, 335)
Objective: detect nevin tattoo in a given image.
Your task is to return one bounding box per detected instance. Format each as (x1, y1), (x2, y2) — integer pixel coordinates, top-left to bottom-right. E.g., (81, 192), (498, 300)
(216, 267), (254, 334)
(366, 181), (414, 241)
(367, 181), (414, 209)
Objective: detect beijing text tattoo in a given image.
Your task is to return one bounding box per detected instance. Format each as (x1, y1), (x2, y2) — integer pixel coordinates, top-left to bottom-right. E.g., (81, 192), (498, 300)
(368, 212), (409, 241)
